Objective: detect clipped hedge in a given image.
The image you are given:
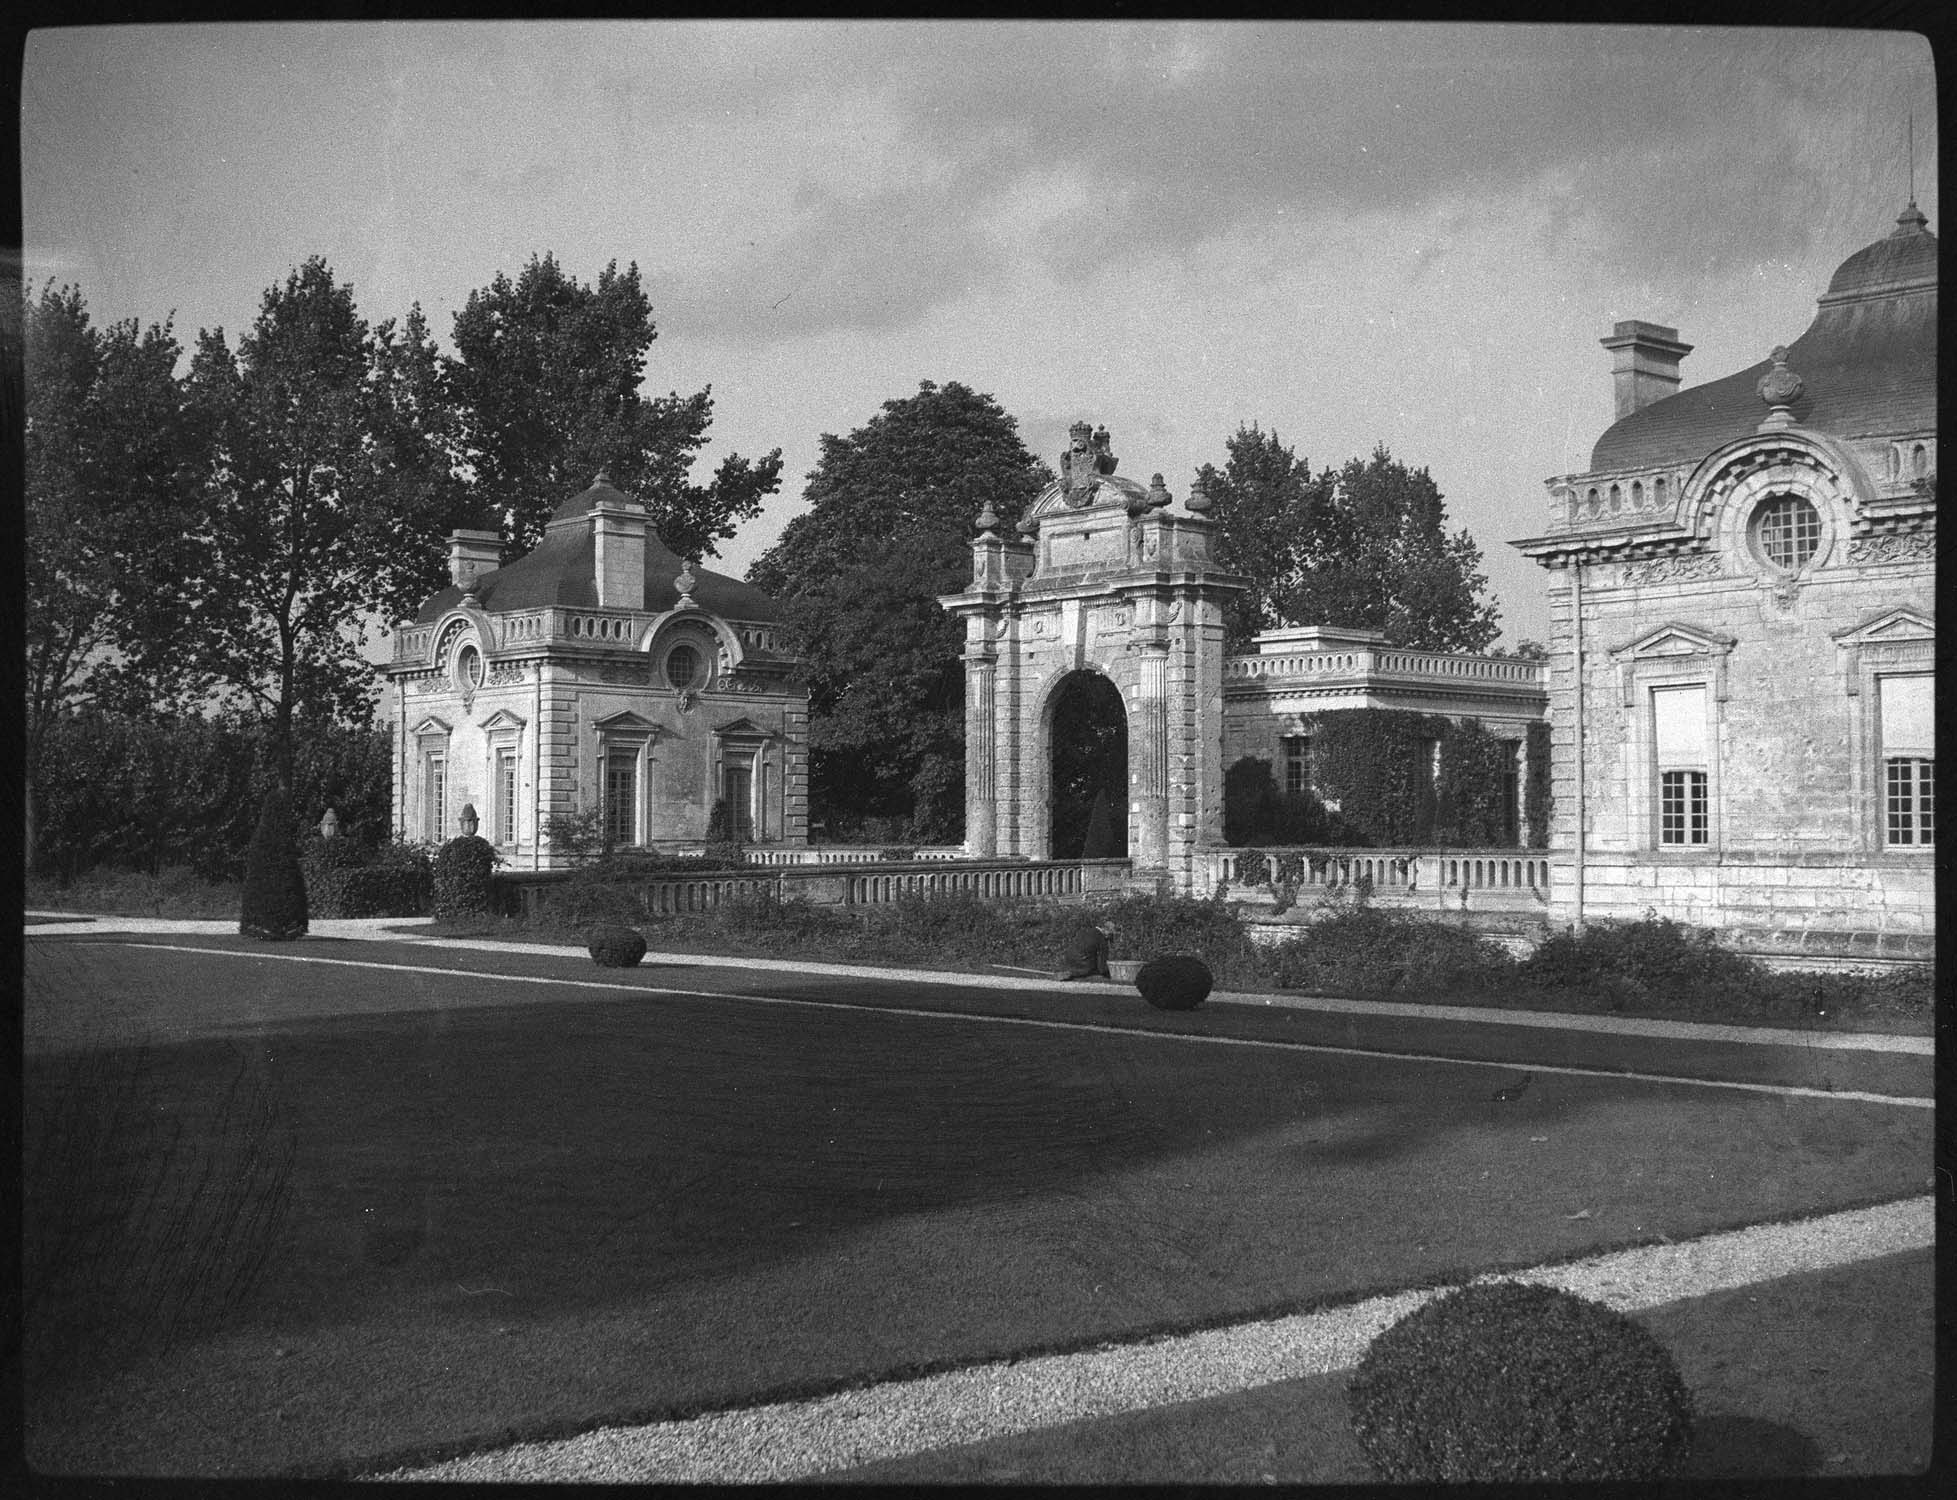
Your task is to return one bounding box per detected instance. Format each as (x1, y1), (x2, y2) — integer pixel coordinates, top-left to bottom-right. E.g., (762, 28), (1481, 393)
(299, 838), (433, 919)
(1348, 1280), (1694, 1483)
(1135, 954), (1214, 1010)
(586, 925), (648, 968)
(432, 834), (499, 922)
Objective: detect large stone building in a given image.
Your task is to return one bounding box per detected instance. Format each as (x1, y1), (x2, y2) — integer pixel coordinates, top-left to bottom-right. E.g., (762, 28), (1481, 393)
(1514, 202), (1936, 962)
(385, 474), (808, 866)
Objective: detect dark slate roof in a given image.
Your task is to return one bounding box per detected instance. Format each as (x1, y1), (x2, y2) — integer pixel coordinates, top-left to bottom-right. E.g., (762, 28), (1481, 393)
(414, 476), (784, 624)
(1589, 206), (1937, 474)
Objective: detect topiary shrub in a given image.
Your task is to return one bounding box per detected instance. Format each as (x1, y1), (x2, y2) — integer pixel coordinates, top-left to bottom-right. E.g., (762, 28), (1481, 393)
(1347, 1280), (1694, 1484)
(432, 834), (500, 922)
(1135, 953), (1213, 1010)
(238, 788), (308, 940)
(586, 925), (648, 968)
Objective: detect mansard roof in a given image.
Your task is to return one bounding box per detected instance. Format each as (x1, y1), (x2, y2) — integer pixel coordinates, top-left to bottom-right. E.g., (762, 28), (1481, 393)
(1588, 204), (1937, 474)
(414, 474), (783, 624)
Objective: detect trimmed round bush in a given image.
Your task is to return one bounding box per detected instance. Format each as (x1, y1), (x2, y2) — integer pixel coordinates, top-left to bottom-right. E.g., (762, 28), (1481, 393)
(1347, 1280), (1694, 1484)
(239, 788), (308, 941)
(1135, 953), (1213, 1010)
(587, 925), (648, 968)
(432, 834), (499, 922)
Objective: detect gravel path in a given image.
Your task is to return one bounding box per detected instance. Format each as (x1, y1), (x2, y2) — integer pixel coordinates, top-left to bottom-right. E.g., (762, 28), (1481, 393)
(369, 1195), (1931, 1484)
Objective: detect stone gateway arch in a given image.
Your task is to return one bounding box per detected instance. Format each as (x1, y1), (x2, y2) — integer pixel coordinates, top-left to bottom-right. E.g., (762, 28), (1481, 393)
(940, 423), (1248, 892)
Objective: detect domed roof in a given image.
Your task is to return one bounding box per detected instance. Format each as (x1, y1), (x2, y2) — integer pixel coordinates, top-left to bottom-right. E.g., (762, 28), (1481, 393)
(414, 473), (784, 624)
(1822, 202), (1937, 301)
(1588, 204), (1936, 474)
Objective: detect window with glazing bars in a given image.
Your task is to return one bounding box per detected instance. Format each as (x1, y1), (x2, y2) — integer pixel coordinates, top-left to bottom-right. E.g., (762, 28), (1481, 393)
(1886, 758), (1934, 845)
(1660, 770), (1708, 845)
(603, 750), (636, 848)
(1282, 735), (1312, 796)
(497, 749), (517, 845)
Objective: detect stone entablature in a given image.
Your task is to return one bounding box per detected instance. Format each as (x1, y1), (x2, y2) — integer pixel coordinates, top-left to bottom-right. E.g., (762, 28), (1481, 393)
(1224, 627), (1546, 713)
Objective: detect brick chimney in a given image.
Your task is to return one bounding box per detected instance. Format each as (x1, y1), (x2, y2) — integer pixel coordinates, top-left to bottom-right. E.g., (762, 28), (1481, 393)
(590, 489), (647, 611)
(1600, 320), (1693, 420)
(447, 529), (502, 591)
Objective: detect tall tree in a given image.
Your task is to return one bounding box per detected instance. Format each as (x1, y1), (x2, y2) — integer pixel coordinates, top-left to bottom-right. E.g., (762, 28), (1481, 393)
(1199, 432), (1500, 654)
(23, 282), (204, 859)
(748, 380), (1051, 841)
(169, 258), (469, 783)
(1198, 424), (1332, 649)
(446, 253), (782, 559)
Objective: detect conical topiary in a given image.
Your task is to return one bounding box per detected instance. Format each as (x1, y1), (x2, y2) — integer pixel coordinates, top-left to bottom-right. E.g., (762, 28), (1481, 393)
(239, 786), (309, 940)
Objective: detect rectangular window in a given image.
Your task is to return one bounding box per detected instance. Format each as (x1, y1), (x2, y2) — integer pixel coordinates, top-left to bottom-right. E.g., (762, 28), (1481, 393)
(496, 749), (518, 846)
(1879, 675), (1933, 847)
(1652, 685), (1709, 846)
(1282, 735), (1312, 796)
(1885, 759), (1935, 846)
(424, 754), (446, 842)
(1660, 770), (1708, 846)
(724, 762), (754, 841)
(604, 750), (637, 848)
(1500, 759), (1521, 846)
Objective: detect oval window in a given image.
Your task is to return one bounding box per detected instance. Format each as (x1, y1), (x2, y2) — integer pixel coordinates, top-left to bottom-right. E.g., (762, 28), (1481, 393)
(1751, 495), (1821, 571)
(665, 643), (701, 690)
(455, 645), (483, 691)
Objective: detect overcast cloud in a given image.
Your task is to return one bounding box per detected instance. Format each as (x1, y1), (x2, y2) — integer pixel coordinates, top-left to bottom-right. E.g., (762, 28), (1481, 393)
(21, 22), (1939, 644)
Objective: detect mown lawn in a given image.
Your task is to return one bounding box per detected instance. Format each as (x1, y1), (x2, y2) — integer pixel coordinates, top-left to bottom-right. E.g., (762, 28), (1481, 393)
(22, 937), (1933, 1479)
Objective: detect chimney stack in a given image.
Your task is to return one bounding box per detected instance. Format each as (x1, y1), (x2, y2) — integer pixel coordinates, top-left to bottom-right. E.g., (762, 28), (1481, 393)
(1600, 320), (1693, 420)
(590, 486), (647, 611)
(448, 529), (502, 591)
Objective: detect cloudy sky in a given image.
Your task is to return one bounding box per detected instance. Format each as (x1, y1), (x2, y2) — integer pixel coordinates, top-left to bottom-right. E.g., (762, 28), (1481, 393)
(21, 21), (1938, 645)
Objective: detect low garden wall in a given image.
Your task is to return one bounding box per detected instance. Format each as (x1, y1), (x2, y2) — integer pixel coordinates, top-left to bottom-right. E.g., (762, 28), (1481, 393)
(494, 856), (1133, 921)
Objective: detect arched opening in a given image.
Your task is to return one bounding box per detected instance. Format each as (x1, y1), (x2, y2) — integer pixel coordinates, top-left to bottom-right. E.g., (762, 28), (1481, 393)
(1048, 669), (1127, 859)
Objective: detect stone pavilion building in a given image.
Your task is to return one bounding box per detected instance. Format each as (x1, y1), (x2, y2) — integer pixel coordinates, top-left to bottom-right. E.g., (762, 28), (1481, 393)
(1514, 201), (1936, 962)
(386, 474), (809, 867)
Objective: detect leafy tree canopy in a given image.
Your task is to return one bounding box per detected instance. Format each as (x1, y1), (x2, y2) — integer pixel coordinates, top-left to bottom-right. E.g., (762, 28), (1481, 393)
(1199, 428), (1501, 654)
(166, 257), (472, 776)
(446, 253), (782, 560)
(749, 380), (1051, 840)
(24, 282), (204, 757)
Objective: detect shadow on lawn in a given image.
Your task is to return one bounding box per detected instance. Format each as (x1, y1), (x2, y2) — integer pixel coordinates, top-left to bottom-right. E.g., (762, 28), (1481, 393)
(23, 1017), (295, 1388)
(22, 939), (1569, 1353)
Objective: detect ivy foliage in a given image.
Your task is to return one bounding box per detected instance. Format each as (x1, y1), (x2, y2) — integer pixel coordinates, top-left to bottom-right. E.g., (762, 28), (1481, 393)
(1225, 711), (1541, 848)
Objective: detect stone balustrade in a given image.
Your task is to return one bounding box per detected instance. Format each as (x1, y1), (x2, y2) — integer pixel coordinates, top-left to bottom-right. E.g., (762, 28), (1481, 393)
(1223, 648), (1546, 690)
(1206, 845), (1552, 904)
(494, 856), (1129, 919)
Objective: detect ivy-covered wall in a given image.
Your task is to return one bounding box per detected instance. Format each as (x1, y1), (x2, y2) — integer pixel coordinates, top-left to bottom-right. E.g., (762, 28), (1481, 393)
(1224, 709), (1548, 849)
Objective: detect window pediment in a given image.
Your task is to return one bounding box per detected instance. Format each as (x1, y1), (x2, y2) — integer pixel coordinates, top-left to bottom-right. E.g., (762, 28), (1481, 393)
(1833, 605), (1934, 649)
(411, 716), (453, 740)
(1607, 622), (1738, 662)
(479, 709), (528, 734)
(1607, 622), (1736, 706)
(593, 710), (659, 734)
(1834, 605), (1934, 693)
(711, 716), (774, 740)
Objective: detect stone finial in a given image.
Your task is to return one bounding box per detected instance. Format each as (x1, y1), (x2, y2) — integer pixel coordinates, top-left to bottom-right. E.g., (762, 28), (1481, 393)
(674, 558), (698, 609)
(593, 466), (612, 486)
(1091, 425), (1117, 475)
(975, 500), (1000, 533)
(1017, 510), (1040, 537)
(1147, 473), (1172, 509)
(1185, 474), (1213, 513)
(1756, 346), (1804, 430)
